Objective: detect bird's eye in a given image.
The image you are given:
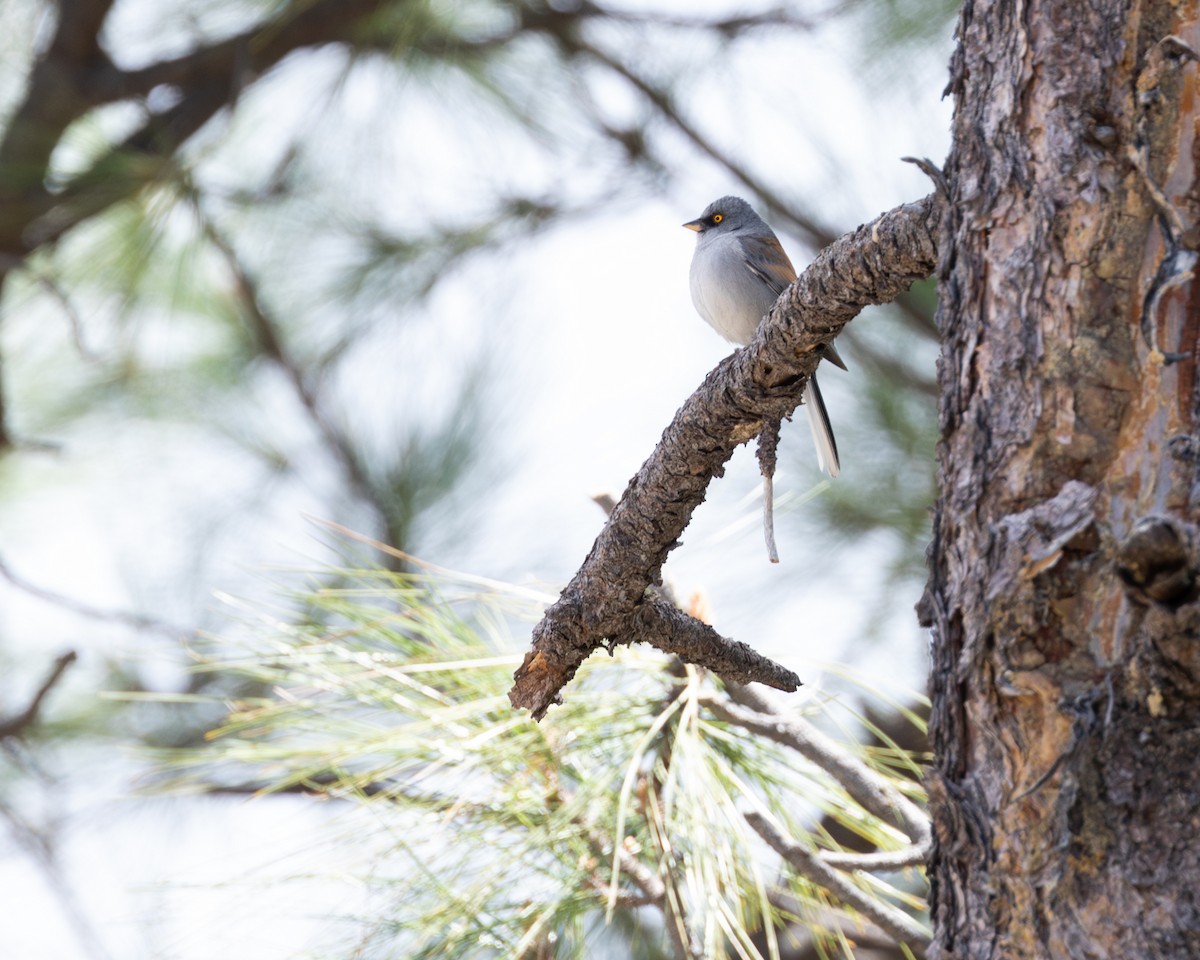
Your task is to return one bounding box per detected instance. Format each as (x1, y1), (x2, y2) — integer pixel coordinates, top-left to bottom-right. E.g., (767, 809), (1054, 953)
(712, 213), (723, 223)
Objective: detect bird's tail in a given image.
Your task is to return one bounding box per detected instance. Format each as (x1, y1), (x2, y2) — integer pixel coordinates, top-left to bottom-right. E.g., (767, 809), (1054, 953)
(803, 375), (840, 478)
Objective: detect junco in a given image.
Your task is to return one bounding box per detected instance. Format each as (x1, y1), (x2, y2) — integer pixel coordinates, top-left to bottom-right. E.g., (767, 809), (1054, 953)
(684, 196), (843, 477)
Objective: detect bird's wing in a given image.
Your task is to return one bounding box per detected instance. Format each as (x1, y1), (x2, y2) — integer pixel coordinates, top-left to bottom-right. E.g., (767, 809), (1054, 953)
(741, 232), (847, 371)
(739, 233), (797, 298)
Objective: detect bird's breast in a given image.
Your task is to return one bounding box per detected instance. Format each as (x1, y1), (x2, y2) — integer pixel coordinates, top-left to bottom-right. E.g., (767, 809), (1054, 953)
(689, 237), (774, 346)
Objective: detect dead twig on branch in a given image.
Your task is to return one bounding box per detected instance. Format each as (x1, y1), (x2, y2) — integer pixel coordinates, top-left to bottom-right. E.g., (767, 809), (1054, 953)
(509, 195), (942, 719)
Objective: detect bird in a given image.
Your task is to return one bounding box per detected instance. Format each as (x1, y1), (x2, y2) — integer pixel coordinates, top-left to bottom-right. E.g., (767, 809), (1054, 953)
(684, 195), (842, 477)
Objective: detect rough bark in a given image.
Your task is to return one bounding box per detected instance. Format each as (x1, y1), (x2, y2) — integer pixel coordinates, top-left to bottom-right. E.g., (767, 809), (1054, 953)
(925, 1), (1200, 957)
(511, 196), (942, 719)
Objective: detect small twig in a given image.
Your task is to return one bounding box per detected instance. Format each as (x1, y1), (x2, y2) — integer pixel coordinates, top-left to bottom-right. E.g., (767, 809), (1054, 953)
(576, 39), (832, 250)
(0, 555), (185, 639)
(188, 197), (432, 561)
(0, 651), (77, 739)
(567, 6), (820, 33)
(761, 473), (779, 563)
(612, 841), (666, 904)
(583, 879), (654, 910)
(0, 330), (9, 449)
(819, 847), (930, 870)
(745, 810), (931, 947)
(192, 202), (380, 504)
(591, 492), (619, 516)
(901, 156), (950, 200)
(633, 600), (801, 691)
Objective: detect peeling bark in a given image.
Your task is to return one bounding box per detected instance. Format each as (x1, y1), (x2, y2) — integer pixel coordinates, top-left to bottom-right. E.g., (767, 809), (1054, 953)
(927, 1), (1200, 956)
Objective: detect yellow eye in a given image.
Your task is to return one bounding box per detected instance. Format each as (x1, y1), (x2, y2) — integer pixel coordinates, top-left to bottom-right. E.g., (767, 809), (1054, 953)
(712, 213), (723, 223)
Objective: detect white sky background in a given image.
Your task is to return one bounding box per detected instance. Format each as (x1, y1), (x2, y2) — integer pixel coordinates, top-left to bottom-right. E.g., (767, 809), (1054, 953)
(0, 1), (955, 957)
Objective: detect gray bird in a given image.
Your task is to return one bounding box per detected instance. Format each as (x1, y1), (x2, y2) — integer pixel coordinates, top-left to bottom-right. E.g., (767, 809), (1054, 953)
(684, 196), (842, 477)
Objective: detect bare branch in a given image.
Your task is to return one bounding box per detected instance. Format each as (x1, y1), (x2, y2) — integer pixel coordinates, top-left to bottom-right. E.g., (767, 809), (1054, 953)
(712, 686), (931, 943)
(549, 3), (823, 34)
(638, 600), (801, 687)
(31, 271), (101, 361)
(766, 892), (921, 955)
(819, 847), (931, 871)
(708, 687), (931, 850)
(509, 195), (942, 719)
(0, 793), (117, 960)
(0, 341), (9, 451)
(0, 651), (78, 739)
(0, 0), (119, 253)
(746, 810), (931, 947)
(114, 0), (384, 97)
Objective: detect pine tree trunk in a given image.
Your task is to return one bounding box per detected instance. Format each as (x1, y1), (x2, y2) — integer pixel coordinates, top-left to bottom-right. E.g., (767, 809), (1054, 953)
(926, 1), (1200, 957)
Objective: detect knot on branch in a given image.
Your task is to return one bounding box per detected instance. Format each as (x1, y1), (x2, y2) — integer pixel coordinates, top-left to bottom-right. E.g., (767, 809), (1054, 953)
(1117, 516), (1200, 705)
(1116, 515), (1197, 607)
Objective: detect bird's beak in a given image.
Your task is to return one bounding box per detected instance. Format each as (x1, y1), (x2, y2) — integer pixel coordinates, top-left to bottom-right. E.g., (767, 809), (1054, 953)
(682, 219), (703, 232)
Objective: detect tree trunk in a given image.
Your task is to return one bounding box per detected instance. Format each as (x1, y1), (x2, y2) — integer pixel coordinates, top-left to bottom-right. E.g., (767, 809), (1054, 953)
(926, 1), (1200, 957)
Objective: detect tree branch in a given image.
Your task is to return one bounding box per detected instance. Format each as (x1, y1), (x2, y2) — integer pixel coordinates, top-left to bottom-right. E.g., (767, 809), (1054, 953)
(712, 685), (931, 944)
(574, 38), (833, 251)
(192, 200), (391, 533)
(0, 0), (389, 258)
(765, 892), (921, 956)
(745, 810), (931, 947)
(711, 686), (932, 850)
(0, 651), (77, 739)
(819, 847), (929, 870)
(113, 0), (384, 98)
(633, 599), (801, 688)
(0, 0), (118, 253)
(509, 195), (942, 719)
